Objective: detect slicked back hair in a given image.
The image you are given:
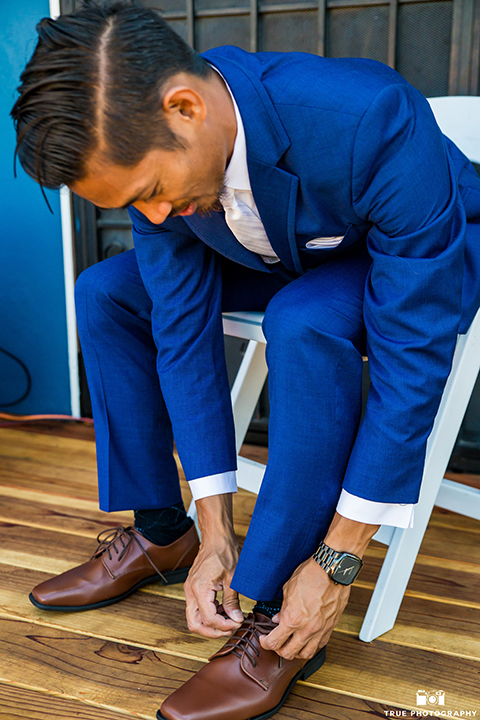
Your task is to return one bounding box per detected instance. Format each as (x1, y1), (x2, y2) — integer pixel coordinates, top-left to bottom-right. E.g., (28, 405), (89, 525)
(11, 0), (213, 190)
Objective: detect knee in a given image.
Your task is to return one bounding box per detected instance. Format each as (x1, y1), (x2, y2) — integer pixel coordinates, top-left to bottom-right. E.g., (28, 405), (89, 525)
(263, 283), (365, 356)
(74, 253), (132, 313)
(263, 287), (313, 346)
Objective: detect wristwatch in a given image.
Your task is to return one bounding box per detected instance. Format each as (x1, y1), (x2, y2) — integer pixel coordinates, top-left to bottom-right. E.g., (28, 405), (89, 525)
(313, 540), (364, 585)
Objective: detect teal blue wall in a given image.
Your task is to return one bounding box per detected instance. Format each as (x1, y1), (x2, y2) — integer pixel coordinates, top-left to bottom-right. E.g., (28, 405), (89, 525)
(0, 0), (71, 414)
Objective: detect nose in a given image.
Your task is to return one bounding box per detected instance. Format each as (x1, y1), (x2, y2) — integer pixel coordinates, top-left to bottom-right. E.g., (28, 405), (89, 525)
(132, 200), (173, 225)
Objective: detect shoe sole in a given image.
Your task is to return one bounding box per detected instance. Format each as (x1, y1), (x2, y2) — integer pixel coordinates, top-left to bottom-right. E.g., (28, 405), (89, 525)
(28, 565), (191, 612)
(156, 645), (326, 720)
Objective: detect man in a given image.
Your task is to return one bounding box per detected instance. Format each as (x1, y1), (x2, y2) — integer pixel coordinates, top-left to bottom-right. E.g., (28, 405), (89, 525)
(11, 2), (480, 719)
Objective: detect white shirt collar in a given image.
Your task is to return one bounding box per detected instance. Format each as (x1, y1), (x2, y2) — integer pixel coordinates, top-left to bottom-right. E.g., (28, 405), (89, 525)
(211, 66), (251, 192)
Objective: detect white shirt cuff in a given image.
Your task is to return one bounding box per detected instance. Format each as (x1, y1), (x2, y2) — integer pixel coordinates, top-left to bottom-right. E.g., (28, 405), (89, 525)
(188, 471), (238, 501)
(336, 489), (415, 529)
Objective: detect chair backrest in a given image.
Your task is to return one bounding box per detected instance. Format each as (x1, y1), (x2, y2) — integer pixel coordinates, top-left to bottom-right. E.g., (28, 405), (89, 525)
(427, 96), (480, 164)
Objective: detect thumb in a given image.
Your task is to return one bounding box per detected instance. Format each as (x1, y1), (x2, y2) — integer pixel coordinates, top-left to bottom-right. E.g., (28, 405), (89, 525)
(222, 587), (244, 623)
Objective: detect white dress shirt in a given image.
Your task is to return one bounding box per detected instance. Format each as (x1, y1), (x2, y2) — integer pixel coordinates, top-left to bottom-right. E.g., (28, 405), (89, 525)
(187, 74), (415, 530)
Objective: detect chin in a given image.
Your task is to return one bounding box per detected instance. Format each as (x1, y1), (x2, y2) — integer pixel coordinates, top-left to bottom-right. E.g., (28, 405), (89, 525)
(197, 198), (223, 216)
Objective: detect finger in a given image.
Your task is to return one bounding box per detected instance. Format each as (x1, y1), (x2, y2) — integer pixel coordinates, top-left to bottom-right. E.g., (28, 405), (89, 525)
(222, 587), (244, 624)
(275, 631), (313, 661)
(186, 606), (234, 638)
(197, 589), (240, 632)
(259, 622), (293, 652)
(297, 637), (322, 661)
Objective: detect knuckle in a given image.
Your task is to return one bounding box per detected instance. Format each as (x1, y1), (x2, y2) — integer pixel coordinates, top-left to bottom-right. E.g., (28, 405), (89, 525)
(298, 649), (312, 660)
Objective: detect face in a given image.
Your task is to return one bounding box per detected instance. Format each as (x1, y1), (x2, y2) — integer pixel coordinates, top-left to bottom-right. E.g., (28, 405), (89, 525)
(71, 143), (227, 225)
(71, 73), (235, 225)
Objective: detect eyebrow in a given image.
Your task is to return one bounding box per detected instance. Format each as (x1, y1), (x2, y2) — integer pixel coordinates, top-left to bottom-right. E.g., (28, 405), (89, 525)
(119, 188), (149, 210)
(119, 183), (163, 210)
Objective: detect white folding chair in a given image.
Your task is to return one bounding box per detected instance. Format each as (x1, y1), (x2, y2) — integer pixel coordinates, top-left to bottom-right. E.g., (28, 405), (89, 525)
(189, 96), (480, 642)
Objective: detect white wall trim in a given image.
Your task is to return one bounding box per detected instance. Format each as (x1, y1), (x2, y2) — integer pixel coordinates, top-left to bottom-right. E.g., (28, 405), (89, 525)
(49, 0), (81, 417)
(60, 187), (81, 418)
(49, 0), (61, 20)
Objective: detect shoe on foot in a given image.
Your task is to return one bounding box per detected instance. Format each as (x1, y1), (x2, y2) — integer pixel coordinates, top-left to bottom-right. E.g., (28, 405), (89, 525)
(158, 611), (326, 720)
(29, 524), (199, 611)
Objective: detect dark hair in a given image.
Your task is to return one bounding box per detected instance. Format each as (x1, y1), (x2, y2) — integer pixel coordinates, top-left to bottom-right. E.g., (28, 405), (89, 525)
(11, 0), (212, 189)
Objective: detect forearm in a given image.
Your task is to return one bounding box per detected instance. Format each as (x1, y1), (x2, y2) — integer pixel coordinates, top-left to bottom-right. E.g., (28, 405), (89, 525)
(324, 512), (380, 558)
(195, 493), (237, 545)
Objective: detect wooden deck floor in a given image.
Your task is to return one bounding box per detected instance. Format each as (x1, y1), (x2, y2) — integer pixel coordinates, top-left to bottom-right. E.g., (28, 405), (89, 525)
(1, 422), (480, 719)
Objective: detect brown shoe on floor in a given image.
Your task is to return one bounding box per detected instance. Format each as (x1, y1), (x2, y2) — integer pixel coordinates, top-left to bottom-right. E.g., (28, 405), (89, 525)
(29, 524), (200, 611)
(157, 611), (326, 720)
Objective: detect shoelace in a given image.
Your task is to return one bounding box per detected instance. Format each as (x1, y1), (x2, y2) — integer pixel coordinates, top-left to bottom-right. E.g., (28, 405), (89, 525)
(91, 526), (168, 583)
(222, 614), (283, 671)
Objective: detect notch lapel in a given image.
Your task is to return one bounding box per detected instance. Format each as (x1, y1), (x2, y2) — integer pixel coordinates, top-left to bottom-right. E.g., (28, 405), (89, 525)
(205, 49), (304, 275)
(184, 211), (271, 272)
(247, 159), (302, 274)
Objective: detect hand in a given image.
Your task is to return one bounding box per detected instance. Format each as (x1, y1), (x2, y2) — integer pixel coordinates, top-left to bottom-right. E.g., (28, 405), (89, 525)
(260, 556), (350, 660)
(260, 514), (379, 660)
(184, 493), (244, 638)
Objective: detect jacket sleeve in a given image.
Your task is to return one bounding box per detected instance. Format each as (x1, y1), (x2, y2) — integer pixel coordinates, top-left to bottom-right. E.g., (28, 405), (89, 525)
(342, 82), (467, 503)
(128, 207), (237, 481)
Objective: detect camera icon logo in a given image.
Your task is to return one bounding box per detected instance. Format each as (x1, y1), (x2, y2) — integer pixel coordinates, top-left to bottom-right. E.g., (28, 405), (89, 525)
(416, 690), (446, 706)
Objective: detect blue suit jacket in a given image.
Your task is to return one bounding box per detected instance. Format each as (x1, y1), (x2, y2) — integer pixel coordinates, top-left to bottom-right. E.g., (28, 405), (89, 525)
(129, 47), (480, 504)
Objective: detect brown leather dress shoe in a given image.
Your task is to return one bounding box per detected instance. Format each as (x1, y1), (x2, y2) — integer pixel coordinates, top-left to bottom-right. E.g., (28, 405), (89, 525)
(158, 611), (326, 720)
(29, 524), (199, 611)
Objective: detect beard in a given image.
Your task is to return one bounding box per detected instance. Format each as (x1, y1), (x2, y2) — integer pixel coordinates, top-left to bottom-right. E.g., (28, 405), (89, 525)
(168, 171), (227, 218)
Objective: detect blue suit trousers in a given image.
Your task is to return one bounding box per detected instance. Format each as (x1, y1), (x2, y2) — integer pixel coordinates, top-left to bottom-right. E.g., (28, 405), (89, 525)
(75, 244), (373, 599)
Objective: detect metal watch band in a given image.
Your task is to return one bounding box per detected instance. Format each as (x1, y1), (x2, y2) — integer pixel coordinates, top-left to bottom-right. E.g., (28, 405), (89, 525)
(313, 542), (343, 570)
(313, 540), (363, 585)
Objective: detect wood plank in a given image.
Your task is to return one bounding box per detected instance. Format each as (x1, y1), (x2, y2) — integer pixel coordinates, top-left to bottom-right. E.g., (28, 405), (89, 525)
(0, 682), (137, 720)
(4, 518), (480, 612)
(0, 487), (132, 539)
(2, 427), (480, 716)
(0, 611), (476, 716)
(1, 563), (480, 711)
(2, 419), (96, 441)
(0, 618), (407, 720)
(3, 558), (480, 663)
(0, 429), (98, 468)
(0, 618), (198, 720)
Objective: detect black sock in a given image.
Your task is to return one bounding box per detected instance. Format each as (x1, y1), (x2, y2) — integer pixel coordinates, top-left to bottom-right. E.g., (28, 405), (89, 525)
(134, 501), (193, 546)
(253, 598), (283, 619)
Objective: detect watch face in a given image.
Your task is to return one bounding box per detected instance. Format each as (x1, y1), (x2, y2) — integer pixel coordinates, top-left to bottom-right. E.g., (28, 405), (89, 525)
(331, 554), (363, 585)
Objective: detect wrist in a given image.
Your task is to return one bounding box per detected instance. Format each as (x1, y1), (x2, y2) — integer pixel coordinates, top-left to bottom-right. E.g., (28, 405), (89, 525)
(323, 512), (379, 559)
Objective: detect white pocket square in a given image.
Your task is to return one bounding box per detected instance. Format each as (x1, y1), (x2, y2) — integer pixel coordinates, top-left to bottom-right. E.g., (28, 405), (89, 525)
(305, 236), (344, 249)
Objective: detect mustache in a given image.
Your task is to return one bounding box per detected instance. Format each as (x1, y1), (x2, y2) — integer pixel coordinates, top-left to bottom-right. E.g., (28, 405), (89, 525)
(168, 175), (227, 218)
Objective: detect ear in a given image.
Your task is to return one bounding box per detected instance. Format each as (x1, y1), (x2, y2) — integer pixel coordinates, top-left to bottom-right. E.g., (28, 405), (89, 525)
(162, 85), (207, 126)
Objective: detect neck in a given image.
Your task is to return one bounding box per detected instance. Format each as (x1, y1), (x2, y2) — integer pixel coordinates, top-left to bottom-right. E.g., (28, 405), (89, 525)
(207, 68), (238, 169)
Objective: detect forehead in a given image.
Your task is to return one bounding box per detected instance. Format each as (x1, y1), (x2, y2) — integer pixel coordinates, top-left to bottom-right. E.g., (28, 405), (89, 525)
(71, 150), (166, 209)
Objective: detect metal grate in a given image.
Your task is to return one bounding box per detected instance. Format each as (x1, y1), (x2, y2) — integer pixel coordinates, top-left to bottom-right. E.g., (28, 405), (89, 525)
(396, 1), (453, 98)
(59, 0), (479, 422)
(259, 9), (318, 53)
(326, 5), (390, 65)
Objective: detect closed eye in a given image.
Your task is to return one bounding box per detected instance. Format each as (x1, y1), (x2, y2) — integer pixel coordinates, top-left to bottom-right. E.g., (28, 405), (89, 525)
(144, 184), (162, 202)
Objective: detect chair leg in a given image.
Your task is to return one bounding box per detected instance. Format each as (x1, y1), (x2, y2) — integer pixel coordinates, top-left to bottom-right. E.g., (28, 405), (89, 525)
(186, 339), (268, 535)
(231, 340), (268, 454)
(360, 313), (480, 642)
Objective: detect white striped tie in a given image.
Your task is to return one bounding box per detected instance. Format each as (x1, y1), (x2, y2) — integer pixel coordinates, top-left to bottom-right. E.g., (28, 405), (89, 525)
(221, 187), (280, 264)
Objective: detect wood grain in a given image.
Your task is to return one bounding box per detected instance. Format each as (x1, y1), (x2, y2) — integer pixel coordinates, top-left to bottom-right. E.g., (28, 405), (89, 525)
(2, 425), (480, 718)
(0, 682), (137, 720)
(1, 563), (480, 711)
(0, 617), (472, 716)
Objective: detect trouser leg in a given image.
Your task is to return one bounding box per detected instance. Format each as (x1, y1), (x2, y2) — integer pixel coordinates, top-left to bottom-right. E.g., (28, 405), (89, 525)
(232, 246), (373, 600)
(75, 250), (294, 512)
(75, 250), (181, 512)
